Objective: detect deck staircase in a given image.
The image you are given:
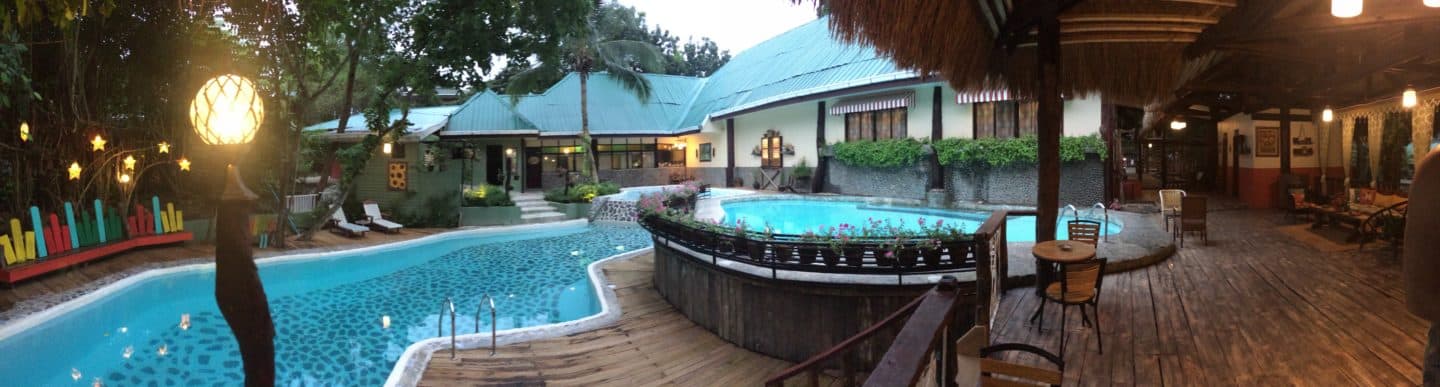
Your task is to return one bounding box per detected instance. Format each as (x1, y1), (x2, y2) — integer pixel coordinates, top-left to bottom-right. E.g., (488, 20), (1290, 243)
(514, 192), (567, 224)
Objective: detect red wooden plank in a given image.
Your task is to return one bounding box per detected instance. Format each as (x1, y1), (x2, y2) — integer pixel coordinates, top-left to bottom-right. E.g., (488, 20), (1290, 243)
(0, 232), (193, 283)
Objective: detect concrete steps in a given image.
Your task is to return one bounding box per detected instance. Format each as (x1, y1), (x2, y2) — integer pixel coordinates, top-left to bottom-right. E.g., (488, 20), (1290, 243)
(513, 192), (566, 223)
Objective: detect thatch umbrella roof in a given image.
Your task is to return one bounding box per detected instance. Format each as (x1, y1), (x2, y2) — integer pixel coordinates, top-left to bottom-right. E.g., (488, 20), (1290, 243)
(814, 0), (1235, 107)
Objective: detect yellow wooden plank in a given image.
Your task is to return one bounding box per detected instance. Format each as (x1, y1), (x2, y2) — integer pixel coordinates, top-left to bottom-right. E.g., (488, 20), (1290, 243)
(0, 235), (16, 265)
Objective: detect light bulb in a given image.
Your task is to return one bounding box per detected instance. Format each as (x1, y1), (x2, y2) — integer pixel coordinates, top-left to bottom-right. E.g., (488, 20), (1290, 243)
(1322, 108), (1334, 122)
(382, 142), (393, 154)
(1426, 0), (1440, 8)
(1402, 86), (1418, 108)
(1331, 0), (1361, 17)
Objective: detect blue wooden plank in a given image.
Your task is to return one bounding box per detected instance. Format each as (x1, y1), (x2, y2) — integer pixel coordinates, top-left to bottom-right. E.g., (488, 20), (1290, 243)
(64, 202), (79, 249)
(152, 196), (164, 234)
(29, 206), (47, 259)
(94, 200), (106, 243)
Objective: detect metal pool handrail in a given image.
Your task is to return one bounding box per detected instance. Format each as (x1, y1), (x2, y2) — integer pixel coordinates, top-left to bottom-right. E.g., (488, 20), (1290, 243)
(438, 297), (456, 359)
(475, 294), (497, 356)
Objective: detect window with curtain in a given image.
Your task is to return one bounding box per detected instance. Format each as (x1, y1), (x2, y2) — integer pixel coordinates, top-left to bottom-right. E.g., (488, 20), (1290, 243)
(974, 100), (1037, 138)
(1378, 111), (1412, 192)
(1350, 117), (1372, 188)
(843, 107), (907, 141)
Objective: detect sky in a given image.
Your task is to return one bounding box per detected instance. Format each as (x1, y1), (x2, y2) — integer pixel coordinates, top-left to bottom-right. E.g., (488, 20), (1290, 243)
(614, 0), (819, 55)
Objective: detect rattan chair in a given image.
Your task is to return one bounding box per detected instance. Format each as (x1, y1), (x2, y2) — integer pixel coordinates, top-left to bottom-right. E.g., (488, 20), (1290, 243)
(1158, 189), (1187, 231)
(979, 343), (1065, 387)
(1035, 258), (1107, 356)
(1176, 196), (1208, 247)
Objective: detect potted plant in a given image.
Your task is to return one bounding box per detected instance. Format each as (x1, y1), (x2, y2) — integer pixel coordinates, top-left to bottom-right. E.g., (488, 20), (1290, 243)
(842, 223), (865, 267)
(767, 225), (794, 264)
(751, 169), (763, 189)
(793, 157), (812, 186)
(797, 229), (822, 265)
(729, 220), (750, 255)
(918, 218), (947, 266)
(746, 223), (770, 261)
(823, 226), (847, 266)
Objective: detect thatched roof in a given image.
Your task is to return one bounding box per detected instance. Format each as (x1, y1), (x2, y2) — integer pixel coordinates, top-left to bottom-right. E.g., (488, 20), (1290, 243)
(816, 0), (1235, 106)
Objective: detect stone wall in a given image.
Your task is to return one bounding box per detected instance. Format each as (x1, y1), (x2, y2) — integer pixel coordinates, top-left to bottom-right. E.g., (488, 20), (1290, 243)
(823, 161), (933, 201)
(589, 198), (639, 222)
(946, 155), (1105, 207)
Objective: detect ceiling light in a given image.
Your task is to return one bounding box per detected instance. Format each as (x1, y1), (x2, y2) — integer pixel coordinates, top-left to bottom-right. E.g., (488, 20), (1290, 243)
(1332, 0), (1362, 17)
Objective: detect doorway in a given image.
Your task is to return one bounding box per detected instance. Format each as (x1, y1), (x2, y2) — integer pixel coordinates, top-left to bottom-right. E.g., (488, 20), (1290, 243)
(524, 147), (543, 190)
(485, 145), (504, 186)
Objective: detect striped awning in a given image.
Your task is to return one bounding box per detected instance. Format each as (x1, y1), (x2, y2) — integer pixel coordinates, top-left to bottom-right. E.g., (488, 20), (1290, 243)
(955, 89), (1011, 104)
(829, 91), (915, 115)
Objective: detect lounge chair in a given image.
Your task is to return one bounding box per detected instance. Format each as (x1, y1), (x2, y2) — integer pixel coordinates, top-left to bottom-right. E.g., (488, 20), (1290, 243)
(1158, 189), (1186, 231)
(329, 208), (369, 237)
(360, 201), (404, 233)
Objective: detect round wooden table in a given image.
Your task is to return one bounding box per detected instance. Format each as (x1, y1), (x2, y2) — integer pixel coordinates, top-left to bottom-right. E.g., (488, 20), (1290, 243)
(1031, 240), (1097, 297)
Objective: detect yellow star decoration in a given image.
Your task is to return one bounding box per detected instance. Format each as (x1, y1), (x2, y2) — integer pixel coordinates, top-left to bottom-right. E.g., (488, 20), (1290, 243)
(91, 135), (107, 151)
(177, 157), (191, 172)
(157, 142), (171, 154)
(19, 122), (29, 142)
(123, 155), (137, 170)
(68, 162), (82, 180)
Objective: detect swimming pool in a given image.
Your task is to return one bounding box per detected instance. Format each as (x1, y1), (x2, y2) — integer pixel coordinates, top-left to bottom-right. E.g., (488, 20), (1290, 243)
(609, 185), (752, 201)
(721, 199), (1121, 241)
(0, 222), (652, 386)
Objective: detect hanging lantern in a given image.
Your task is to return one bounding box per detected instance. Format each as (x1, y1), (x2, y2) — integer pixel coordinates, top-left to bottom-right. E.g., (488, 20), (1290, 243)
(382, 142), (393, 154)
(123, 155), (137, 170)
(68, 162), (82, 180)
(1332, 0), (1361, 17)
(158, 142), (171, 154)
(177, 157), (191, 171)
(189, 74), (264, 146)
(1402, 85), (1418, 108)
(1322, 107), (1334, 123)
(91, 135), (107, 151)
(18, 122), (28, 142)
(1170, 117), (1187, 130)
(1427, 0), (1440, 7)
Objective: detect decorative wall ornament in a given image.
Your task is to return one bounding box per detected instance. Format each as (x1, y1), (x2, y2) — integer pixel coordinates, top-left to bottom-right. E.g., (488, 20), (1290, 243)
(387, 162), (408, 191)
(1255, 127), (1281, 157)
(697, 143), (713, 162)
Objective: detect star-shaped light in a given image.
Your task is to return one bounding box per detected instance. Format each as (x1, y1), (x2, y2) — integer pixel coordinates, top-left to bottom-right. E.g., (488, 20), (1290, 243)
(19, 122), (28, 142)
(123, 155), (137, 170)
(157, 142), (170, 154)
(68, 162), (82, 180)
(91, 135), (106, 151)
(177, 157), (191, 171)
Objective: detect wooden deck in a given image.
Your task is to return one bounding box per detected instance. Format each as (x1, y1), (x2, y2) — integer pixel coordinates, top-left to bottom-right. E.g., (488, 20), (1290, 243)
(419, 254), (816, 386)
(991, 206), (1426, 386)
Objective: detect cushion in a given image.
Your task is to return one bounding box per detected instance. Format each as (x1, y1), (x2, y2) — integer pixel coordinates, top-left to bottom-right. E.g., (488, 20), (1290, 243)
(1374, 193), (1402, 208)
(1357, 188), (1377, 205)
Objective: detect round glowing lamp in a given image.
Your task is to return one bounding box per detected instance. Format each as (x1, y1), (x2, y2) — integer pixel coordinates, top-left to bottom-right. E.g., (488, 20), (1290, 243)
(1170, 118), (1186, 131)
(1322, 107), (1334, 123)
(1402, 86), (1418, 109)
(190, 74), (264, 146)
(1427, 0), (1440, 8)
(1331, 0), (1361, 17)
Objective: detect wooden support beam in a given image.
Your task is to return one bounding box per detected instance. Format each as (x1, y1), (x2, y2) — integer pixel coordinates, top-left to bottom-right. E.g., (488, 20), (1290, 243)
(1279, 106), (1291, 174)
(932, 86), (943, 140)
(726, 119), (735, 186)
(1251, 112), (1313, 122)
(1035, 4), (1062, 243)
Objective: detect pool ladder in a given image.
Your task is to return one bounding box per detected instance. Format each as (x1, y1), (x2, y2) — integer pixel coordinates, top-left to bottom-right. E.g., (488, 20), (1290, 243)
(437, 294), (499, 360)
(1063, 203), (1110, 242)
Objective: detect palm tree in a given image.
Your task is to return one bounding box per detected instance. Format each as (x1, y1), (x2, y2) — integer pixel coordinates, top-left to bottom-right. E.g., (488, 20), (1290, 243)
(507, 16), (664, 184)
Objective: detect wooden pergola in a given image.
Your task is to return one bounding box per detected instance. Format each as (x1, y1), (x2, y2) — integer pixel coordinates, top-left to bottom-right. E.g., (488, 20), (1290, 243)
(816, 0), (1440, 240)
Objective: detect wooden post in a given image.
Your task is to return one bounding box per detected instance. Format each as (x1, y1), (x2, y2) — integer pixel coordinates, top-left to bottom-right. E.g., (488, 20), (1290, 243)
(1280, 106), (1292, 174)
(215, 165), (275, 386)
(726, 118), (736, 187)
(1035, 9), (1062, 242)
(816, 101), (827, 193)
(932, 86), (943, 140)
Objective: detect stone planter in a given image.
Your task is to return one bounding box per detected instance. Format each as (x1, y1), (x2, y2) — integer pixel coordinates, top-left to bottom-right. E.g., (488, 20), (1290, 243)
(459, 206), (522, 227)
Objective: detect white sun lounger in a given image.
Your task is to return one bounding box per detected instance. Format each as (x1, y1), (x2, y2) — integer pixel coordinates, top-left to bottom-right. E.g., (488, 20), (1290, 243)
(361, 201), (404, 233)
(330, 208), (369, 237)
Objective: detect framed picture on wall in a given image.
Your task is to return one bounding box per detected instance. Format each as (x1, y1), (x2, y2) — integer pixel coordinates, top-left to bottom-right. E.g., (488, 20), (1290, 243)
(1255, 127), (1280, 157)
(698, 142), (713, 162)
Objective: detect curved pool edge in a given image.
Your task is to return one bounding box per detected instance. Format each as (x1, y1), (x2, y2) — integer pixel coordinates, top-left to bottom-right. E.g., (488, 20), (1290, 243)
(383, 246), (652, 387)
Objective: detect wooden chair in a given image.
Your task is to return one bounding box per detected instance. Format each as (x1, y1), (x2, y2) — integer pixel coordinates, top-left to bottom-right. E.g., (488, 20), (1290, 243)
(1158, 189), (1186, 231)
(979, 343), (1064, 387)
(1067, 220), (1101, 247)
(1035, 258), (1107, 356)
(1176, 196), (1208, 247)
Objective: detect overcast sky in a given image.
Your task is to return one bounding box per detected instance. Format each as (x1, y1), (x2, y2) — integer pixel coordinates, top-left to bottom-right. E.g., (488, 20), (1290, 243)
(613, 0), (819, 54)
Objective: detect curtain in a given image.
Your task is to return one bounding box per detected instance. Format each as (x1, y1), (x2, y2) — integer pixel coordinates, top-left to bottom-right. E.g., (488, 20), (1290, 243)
(1378, 111), (1412, 192)
(1351, 117), (1371, 188)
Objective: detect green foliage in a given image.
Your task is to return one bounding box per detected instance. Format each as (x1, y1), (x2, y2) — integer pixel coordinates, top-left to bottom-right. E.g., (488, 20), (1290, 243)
(792, 157), (812, 178)
(544, 182), (621, 203)
(390, 192), (460, 228)
(462, 184), (514, 207)
(933, 135), (1107, 167)
(831, 138), (925, 168)
(412, 0), (593, 89)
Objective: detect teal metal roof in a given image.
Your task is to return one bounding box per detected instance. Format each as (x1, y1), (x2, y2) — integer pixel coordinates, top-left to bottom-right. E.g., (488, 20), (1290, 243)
(677, 17), (913, 128)
(443, 90), (537, 135)
(318, 17), (916, 138)
(304, 105), (460, 135)
(513, 72), (707, 135)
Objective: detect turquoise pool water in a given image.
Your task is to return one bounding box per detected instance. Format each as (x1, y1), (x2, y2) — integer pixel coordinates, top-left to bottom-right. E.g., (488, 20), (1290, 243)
(722, 200), (1121, 241)
(0, 222), (652, 386)
(611, 186), (751, 201)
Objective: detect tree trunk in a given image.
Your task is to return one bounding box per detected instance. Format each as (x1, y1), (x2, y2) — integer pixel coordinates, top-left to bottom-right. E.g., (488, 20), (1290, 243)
(579, 72), (600, 184)
(313, 41), (361, 194)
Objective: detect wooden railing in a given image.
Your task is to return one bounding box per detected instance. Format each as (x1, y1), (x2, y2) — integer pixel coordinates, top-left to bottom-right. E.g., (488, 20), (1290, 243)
(761, 209), (1025, 387)
(638, 216), (981, 281)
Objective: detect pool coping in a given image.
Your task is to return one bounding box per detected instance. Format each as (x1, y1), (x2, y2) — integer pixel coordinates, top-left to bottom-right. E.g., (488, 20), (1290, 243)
(698, 193), (1127, 230)
(0, 219), (647, 386)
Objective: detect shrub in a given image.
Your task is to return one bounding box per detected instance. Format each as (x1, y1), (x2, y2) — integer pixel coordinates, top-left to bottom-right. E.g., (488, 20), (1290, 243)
(792, 157), (812, 178)
(831, 138), (925, 168)
(932, 134), (1107, 166)
(545, 181), (621, 203)
(462, 185), (514, 207)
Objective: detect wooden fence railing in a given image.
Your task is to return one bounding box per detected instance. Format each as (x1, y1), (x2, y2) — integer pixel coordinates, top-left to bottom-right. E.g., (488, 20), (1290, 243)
(638, 215), (981, 282)
(761, 209), (1025, 387)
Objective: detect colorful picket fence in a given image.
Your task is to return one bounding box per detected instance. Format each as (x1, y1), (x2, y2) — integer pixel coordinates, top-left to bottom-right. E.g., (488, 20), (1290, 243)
(0, 196), (193, 284)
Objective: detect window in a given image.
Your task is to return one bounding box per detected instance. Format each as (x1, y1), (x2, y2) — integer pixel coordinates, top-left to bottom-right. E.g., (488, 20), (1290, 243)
(657, 143), (686, 167)
(974, 100), (1037, 138)
(844, 107), (907, 141)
